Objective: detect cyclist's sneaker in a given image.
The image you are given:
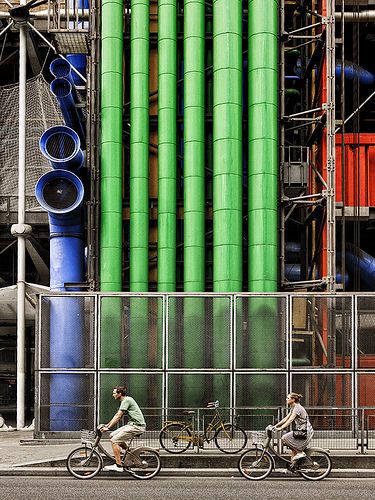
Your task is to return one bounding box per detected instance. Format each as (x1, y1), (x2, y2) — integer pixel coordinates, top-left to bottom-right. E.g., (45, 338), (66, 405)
(103, 463), (124, 472)
(291, 452), (306, 462)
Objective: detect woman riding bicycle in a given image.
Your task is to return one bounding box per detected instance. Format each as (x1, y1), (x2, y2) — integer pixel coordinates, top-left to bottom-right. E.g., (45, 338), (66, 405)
(274, 392), (313, 462)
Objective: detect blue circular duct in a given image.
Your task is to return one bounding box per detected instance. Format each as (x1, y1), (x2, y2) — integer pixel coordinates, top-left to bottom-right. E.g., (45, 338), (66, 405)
(35, 169), (84, 216)
(50, 77), (72, 98)
(39, 125), (84, 171)
(50, 58), (73, 83)
(50, 79), (86, 145)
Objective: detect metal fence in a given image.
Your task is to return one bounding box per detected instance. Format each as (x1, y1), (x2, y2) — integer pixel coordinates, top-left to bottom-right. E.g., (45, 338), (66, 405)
(35, 292), (375, 452)
(60, 406), (375, 454)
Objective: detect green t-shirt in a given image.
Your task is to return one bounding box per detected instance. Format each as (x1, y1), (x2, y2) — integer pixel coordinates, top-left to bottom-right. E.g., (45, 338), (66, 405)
(119, 396), (146, 427)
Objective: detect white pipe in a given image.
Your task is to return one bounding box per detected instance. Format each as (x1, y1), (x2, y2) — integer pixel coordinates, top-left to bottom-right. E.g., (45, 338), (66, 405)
(335, 11), (375, 22)
(16, 14), (27, 430)
(0, 9), (90, 19)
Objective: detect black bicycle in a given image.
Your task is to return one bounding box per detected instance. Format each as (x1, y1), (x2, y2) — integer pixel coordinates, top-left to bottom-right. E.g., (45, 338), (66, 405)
(66, 428), (161, 480)
(238, 425), (332, 481)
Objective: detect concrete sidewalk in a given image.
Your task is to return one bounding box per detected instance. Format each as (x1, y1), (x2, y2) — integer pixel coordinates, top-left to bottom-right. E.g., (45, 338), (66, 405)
(0, 431), (374, 477)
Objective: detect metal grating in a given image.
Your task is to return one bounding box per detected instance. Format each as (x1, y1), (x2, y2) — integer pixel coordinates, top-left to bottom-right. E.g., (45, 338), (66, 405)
(357, 297), (375, 368)
(40, 296), (95, 369)
(292, 373), (353, 408)
(236, 296), (287, 369)
(167, 296), (231, 369)
(99, 296), (163, 369)
(39, 372), (95, 431)
(98, 373), (163, 424)
(235, 374), (287, 407)
(35, 292), (375, 440)
(53, 32), (89, 54)
(291, 296), (353, 368)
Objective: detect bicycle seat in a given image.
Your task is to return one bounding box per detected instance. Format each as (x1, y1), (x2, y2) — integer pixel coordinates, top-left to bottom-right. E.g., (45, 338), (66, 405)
(182, 410), (195, 415)
(207, 400), (219, 408)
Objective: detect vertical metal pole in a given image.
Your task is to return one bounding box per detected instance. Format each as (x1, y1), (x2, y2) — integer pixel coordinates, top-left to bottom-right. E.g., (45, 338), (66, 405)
(17, 14), (27, 429)
(280, 0), (286, 286)
(325, 0), (336, 291)
(340, 0), (346, 291)
(325, 2), (336, 407)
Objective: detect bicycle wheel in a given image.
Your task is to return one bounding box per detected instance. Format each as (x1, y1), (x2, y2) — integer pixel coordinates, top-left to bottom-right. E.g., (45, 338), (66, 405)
(66, 446), (103, 479)
(297, 449), (332, 481)
(214, 424), (248, 453)
(204, 424), (216, 442)
(126, 449), (161, 480)
(159, 423), (192, 453)
(238, 447), (273, 481)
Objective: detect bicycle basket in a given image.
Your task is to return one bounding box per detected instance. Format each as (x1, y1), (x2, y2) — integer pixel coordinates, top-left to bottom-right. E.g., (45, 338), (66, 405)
(251, 431), (266, 446)
(80, 429), (96, 444)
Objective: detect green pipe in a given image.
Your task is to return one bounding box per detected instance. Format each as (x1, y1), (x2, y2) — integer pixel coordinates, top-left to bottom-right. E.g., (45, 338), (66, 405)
(248, 1), (278, 405)
(158, 0), (177, 291)
(100, 296), (122, 368)
(248, 0), (278, 292)
(212, 0), (242, 293)
(100, 0), (123, 291)
(99, 373), (123, 423)
(129, 2), (149, 377)
(130, 0), (150, 292)
(100, 1), (124, 378)
(184, 0), (205, 291)
(285, 88), (300, 98)
(183, 0), (205, 406)
(206, 10), (213, 206)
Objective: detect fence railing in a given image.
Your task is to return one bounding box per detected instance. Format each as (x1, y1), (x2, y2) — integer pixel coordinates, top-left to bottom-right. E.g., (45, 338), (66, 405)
(35, 406), (375, 454)
(143, 406), (374, 454)
(47, 0), (89, 32)
(36, 293), (375, 439)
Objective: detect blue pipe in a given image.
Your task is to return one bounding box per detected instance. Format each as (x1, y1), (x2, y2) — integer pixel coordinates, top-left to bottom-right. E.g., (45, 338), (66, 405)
(285, 264), (348, 286)
(66, 0), (89, 84)
(286, 241), (302, 261)
(50, 58), (76, 87)
(36, 167), (86, 431)
(286, 61), (375, 85)
(346, 245), (375, 290)
(336, 62), (375, 85)
(39, 125), (84, 172)
(50, 78), (85, 146)
(66, 55), (87, 85)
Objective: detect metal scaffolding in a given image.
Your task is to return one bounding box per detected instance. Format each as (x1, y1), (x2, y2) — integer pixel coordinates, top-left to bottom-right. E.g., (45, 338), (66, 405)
(0, 0), (94, 426)
(280, 0), (336, 292)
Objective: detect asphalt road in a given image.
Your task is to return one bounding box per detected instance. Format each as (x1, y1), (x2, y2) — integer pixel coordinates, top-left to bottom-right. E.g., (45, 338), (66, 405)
(1, 476), (375, 500)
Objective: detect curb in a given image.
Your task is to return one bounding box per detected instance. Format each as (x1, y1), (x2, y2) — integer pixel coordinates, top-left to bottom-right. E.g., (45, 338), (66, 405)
(0, 467), (375, 478)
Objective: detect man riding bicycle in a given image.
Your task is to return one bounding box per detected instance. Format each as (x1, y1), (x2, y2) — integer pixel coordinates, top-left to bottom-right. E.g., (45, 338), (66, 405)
(101, 385), (146, 472)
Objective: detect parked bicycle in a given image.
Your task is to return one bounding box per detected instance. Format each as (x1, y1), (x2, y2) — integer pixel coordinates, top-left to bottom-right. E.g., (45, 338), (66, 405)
(66, 427), (161, 480)
(159, 401), (247, 454)
(238, 425), (332, 481)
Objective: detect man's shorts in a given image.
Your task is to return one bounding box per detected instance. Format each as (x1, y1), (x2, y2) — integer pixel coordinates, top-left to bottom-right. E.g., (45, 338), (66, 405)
(110, 423), (146, 444)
